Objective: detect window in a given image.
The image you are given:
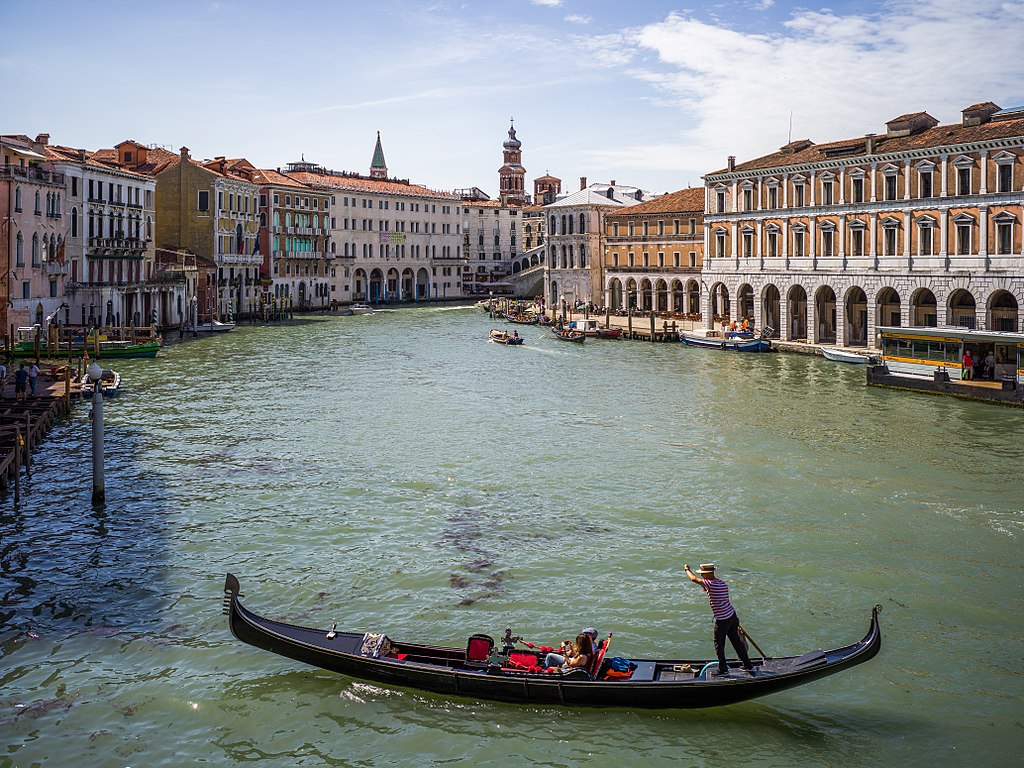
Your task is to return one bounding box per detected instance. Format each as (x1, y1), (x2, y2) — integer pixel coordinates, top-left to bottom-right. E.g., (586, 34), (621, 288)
(658, 252), (665, 267)
(885, 174), (897, 201)
(14, 186), (22, 211)
(31, 234), (40, 266)
(852, 178), (864, 203)
(34, 191), (41, 214)
(743, 189), (753, 210)
(716, 233), (726, 257)
(919, 224), (932, 256)
(71, 176), (78, 196)
(767, 186), (778, 208)
(997, 163), (1013, 193)
(994, 215), (1014, 254)
(821, 180), (833, 205)
(767, 231), (778, 257)
(793, 228), (805, 257)
(793, 184), (805, 207)
(717, 191), (726, 213)
(956, 223), (971, 254)
(612, 252), (619, 267)
(673, 252), (680, 267)
(851, 227), (864, 256)
(71, 208), (78, 237)
(743, 232), (753, 257)
(957, 166), (971, 195)
(821, 228), (834, 257)
(628, 252), (634, 267)
(16, 232), (23, 266)
(612, 223), (619, 236)
(198, 190), (209, 211)
(689, 252), (697, 268)
(22, 281), (30, 300)
(883, 226), (897, 256)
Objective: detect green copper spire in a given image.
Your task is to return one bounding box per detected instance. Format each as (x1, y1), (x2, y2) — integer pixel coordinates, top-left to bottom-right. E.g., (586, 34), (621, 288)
(370, 131), (387, 179)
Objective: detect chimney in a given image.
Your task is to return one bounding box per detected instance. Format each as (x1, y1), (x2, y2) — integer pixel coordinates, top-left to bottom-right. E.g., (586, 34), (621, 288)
(78, 149), (87, 162)
(727, 155), (736, 171)
(180, 146), (190, 160)
(35, 133), (50, 146)
(580, 176), (587, 190)
(610, 179), (616, 187)
(864, 134), (876, 154)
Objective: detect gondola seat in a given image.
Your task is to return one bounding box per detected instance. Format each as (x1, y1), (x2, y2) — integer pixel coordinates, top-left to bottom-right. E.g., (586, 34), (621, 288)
(465, 634), (495, 669)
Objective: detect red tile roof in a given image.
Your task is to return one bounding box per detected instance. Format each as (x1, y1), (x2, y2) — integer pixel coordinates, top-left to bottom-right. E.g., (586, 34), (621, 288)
(253, 168), (311, 189)
(710, 114), (1024, 175)
(605, 187), (704, 217)
(288, 171), (458, 200)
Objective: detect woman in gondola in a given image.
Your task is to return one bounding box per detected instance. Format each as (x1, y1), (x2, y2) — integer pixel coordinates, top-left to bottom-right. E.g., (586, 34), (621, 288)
(544, 633), (594, 670)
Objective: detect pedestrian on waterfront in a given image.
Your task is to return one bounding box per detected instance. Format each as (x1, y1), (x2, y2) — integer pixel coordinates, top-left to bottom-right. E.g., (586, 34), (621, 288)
(15, 363), (28, 402)
(984, 350), (996, 380)
(0, 359), (7, 398)
(28, 362), (39, 397)
(684, 563), (754, 676)
(961, 349), (974, 380)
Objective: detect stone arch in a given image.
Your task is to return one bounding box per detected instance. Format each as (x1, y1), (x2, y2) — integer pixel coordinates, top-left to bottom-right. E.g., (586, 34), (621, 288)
(947, 288), (977, 329)
(987, 288), (1020, 332)
(416, 267), (430, 300)
(625, 278), (638, 309)
(639, 278), (653, 310)
(670, 279), (684, 313)
(654, 278), (669, 312)
(710, 281), (730, 322)
(369, 268), (384, 303)
(762, 283), (781, 337)
(910, 287), (938, 326)
(814, 284), (837, 343)
(736, 283), (754, 322)
(609, 278), (623, 309)
(876, 286), (901, 328)
(686, 279), (700, 315)
(787, 284), (808, 340)
(401, 267), (414, 300)
(843, 285), (868, 346)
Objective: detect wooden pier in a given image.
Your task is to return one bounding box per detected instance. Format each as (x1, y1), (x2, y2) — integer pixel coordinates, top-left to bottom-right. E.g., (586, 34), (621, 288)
(0, 372), (80, 502)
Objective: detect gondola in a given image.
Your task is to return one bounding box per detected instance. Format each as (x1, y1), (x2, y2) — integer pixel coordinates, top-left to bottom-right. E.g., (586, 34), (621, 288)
(504, 314), (540, 325)
(223, 574), (881, 709)
(551, 327), (585, 343)
(489, 329), (524, 346)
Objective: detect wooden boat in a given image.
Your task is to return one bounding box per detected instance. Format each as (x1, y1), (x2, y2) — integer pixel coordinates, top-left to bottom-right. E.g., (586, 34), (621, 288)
(820, 347), (873, 364)
(12, 338), (160, 359)
(504, 313), (540, 325)
(551, 327), (585, 343)
(79, 368), (121, 397)
(196, 319), (235, 333)
(680, 328), (772, 352)
(224, 574), (881, 709)
(489, 329), (524, 346)
(569, 319), (622, 339)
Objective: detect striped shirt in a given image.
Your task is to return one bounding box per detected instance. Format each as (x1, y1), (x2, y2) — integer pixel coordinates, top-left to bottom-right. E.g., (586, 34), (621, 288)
(704, 578), (736, 620)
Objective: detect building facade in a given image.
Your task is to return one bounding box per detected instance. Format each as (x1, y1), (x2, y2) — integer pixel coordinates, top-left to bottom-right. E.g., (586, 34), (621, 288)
(255, 168), (332, 309)
(702, 102), (1024, 346)
(287, 139), (465, 304)
(603, 187), (705, 313)
(0, 134), (67, 331)
(543, 179), (656, 308)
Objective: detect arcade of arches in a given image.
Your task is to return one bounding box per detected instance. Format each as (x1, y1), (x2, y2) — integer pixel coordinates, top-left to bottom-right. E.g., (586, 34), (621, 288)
(604, 275), (1022, 347)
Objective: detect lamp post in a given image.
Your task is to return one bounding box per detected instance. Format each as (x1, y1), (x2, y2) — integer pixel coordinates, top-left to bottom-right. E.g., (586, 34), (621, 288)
(88, 361), (105, 506)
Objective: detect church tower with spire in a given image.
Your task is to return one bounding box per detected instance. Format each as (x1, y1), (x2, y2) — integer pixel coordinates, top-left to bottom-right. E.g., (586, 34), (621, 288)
(370, 131), (388, 179)
(498, 119), (526, 206)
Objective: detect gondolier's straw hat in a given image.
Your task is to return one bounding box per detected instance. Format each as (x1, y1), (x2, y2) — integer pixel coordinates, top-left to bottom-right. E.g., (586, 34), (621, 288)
(697, 563), (716, 574)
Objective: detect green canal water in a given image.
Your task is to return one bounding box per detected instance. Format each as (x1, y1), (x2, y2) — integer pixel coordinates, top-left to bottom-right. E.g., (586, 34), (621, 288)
(1, 305), (1022, 767)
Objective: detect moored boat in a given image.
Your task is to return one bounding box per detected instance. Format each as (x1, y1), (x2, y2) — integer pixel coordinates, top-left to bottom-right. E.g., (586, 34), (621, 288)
(224, 574), (881, 709)
(504, 313), (540, 325)
(350, 304), (375, 315)
(569, 319), (622, 339)
(79, 368), (121, 397)
(551, 327), (585, 343)
(820, 347), (872, 364)
(196, 319), (236, 333)
(490, 328), (524, 345)
(680, 328), (772, 352)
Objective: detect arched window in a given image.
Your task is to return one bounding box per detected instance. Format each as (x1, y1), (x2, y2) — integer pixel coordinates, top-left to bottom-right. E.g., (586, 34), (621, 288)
(14, 186), (22, 211)
(236, 223), (244, 254)
(146, 216), (152, 239)
(550, 215), (556, 233)
(16, 232), (24, 266)
(71, 207), (79, 237)
(32, 233), (40, 266)
(579, 213), (585, 233)
(34, 190), (41, 214)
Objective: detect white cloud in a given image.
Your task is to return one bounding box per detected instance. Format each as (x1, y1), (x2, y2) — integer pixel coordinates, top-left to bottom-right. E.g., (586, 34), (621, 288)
(531, 0), (563, 6)
(592, 0), (1024, 178)
(753, 0), (774, 9)
(565, 14), (592, 24)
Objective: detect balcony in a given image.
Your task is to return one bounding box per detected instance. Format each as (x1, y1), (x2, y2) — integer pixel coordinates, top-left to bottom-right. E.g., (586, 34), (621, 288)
(87, 236), (148, 256)
(44, 261), (69, 275)
(0, 165), (65, 185)
(607, 265), (701, 275)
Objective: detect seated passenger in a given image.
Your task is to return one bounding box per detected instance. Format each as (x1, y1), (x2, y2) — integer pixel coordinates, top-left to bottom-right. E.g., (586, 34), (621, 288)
(544, 632), (594, 670)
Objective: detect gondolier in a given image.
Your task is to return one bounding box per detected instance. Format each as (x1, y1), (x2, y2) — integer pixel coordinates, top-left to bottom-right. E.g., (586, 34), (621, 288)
(684, 563), (754, 676)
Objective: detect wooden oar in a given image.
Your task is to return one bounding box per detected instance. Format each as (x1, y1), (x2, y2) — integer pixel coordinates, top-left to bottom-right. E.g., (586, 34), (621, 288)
(738, 625), (768, 660)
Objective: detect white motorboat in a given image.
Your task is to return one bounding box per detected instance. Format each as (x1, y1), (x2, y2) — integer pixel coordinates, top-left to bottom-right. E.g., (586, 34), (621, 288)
(80, 368), (121, 397)
(349, 304), (375, 315)
(820, 347), (872, 364)
(196, 320), (236, 333)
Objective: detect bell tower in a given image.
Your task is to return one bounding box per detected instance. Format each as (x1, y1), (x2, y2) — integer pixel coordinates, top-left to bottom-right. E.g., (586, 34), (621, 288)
(498, 118), (526, 206)
(370, 131), (387, 180)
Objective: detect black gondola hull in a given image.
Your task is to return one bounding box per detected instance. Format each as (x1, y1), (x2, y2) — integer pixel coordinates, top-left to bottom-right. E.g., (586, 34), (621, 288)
(224, 574), (881, 709)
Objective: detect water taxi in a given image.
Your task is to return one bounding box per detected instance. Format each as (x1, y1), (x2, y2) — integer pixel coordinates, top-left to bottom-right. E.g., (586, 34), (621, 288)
(869, 326), (1024, 405)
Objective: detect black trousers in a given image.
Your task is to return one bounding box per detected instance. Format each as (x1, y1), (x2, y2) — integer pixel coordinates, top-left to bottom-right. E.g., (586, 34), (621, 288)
(713, 614), (753, 672)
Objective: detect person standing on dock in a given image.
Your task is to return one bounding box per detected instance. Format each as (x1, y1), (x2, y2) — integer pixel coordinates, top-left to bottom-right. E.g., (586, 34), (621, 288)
(28, 362), (39, 397)
(684, 563), (754, 676)
(961, 349), (974, 380)
(15, 364), (28, 402)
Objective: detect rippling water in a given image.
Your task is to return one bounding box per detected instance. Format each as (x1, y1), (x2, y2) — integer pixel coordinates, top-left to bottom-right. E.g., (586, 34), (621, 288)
(1, 306), (1022, 767)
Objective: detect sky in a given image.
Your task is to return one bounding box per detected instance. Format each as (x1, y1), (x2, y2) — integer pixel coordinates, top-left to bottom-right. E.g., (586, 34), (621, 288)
(4, 0), (1024, 197)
